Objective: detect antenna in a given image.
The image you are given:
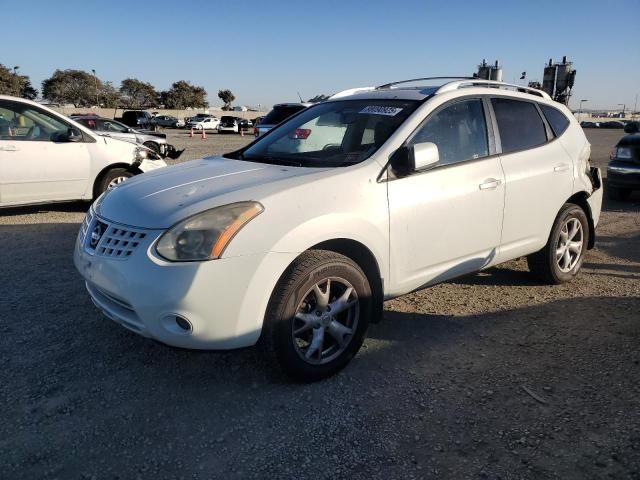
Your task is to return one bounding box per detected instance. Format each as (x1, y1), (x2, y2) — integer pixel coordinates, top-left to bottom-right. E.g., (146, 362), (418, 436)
(297, 91), (303, 102)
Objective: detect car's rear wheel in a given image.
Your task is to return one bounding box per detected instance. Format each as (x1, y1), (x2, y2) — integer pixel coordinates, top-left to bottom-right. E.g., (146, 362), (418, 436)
(527, 203), (589, 284)
(261, 250), (371, 382)
(607, 185), (632, 201)
(98, 168), (133, 195)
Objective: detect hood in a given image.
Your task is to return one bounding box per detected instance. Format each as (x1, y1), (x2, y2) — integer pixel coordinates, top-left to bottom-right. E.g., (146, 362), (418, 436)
(96, 156), (327, 228)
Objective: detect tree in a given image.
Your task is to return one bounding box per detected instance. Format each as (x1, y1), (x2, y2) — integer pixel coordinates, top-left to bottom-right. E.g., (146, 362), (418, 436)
(0, 64), (38, 99)
(120, 78), (158, 108)
(218, 89), (235, 110)
(160, 81), (208, 109)
(100, 82), (121, 108)
(42, 69), (99, 107)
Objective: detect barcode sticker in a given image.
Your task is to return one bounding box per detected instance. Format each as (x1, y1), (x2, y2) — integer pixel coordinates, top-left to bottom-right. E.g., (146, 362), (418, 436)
(359, 106), (403, 116)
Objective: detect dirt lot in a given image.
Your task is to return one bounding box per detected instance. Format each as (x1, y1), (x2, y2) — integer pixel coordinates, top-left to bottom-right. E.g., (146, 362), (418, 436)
(1, 130), (638, 479)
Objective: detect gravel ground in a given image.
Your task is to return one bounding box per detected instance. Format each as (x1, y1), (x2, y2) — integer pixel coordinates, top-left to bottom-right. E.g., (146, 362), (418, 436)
(1, 130), (639, 479)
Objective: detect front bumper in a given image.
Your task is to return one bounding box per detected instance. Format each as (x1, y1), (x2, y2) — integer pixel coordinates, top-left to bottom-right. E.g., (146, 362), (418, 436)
(73, 213), (297, 350)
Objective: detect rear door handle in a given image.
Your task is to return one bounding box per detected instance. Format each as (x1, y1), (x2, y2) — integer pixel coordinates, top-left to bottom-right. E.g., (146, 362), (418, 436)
(479, 178), (502, 190)
(554, 163), (570, 172)
(0, 145), (19, 152)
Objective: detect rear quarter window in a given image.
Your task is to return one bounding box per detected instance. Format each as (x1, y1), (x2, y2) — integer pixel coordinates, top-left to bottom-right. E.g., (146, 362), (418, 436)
(491, 98), (547, 154)
(540, 104), (570, 137)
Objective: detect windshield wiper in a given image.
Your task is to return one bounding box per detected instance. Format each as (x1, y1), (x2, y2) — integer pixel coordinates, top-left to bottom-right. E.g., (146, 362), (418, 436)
(245, 156), (303, 167)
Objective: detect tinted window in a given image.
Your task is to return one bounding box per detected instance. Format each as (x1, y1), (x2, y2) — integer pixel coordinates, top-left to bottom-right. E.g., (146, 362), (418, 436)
(262, 105), (306, 125)
(540, 104), (570, 137)
(408, 99), (489, 166)
(0, 101), (69, 141)
(492, 98), (547, 154)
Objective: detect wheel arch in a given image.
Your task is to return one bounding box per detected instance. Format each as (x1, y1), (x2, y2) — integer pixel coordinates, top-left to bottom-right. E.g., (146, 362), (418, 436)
(310, 238), (384, 324)
(92, 163), (142, 199)
(566, 191), (596, 249)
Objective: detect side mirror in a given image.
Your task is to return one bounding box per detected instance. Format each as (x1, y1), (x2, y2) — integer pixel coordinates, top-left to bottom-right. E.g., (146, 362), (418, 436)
(391, 142), (439, 176)
(624, 121), (639, 134)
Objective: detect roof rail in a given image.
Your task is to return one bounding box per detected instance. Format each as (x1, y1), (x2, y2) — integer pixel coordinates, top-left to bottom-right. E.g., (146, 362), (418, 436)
(436, 80), (551, 100)
(376, 77), (475, 89)
(330, 86), (376, 99)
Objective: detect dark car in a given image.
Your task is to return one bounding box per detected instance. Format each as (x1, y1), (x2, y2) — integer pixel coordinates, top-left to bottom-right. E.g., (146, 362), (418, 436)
(118, 110), (156, 130)
(580, 121), (600, 128)
(607, 121), (640, 200)
(254, 103), (310, 137)
(600, 120), (626, 129)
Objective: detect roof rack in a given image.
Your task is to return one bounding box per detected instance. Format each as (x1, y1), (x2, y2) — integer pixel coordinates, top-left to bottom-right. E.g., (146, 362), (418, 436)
(436, 79), (551, 100)
(375, 76), (475, 89)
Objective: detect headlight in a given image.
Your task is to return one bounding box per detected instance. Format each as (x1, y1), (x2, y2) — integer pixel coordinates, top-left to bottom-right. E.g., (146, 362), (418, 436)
(155, 202), (264, 261)
(616, 147), (631, 159)
(134, 146), (161, 162)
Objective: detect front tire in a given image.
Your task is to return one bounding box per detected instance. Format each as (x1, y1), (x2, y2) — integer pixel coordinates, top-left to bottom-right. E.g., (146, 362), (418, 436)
(98, 168), (133, 195)
(260, 250), (372, 382)
(143, 141), (160, 154)
(527, 203), (589, 284)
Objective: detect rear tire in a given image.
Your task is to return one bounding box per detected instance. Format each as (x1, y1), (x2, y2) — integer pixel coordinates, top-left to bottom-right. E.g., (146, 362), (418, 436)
(98, 168), (133, 195)
(607, 185), (631, 201)
(143, 142), (160, 154)
(527, 203), (589, 284)
(260, 250), (372, 382)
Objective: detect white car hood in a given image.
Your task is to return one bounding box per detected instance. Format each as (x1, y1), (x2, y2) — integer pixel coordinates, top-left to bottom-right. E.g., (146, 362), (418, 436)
(96, 156), (327, 229)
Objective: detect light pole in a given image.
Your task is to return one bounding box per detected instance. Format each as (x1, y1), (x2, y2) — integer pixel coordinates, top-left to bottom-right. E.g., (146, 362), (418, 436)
(617, 103), (626, 118)
(579, 99), (588, 120)
(91, 69), (99, 107)
(13, 66), (19, 75)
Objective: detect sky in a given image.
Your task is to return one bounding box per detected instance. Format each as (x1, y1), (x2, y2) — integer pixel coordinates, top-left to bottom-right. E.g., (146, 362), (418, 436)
(2, 0), (638, 111)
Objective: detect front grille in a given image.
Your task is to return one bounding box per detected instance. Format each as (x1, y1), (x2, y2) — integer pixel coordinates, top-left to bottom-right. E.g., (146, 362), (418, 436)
(82, 215), (149, 260)
(95, 225), (147, 258)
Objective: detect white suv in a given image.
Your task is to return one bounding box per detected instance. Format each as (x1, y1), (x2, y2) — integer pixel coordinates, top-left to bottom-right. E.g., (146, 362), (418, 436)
(0, 96), (166, 207)
(74, 78), (603, 381)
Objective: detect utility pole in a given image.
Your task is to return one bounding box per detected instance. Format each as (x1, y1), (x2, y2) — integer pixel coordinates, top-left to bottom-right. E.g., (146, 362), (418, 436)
(579, 99), (588, 120)
(617, 103), (626, 118)
(91, 69), (99, 107)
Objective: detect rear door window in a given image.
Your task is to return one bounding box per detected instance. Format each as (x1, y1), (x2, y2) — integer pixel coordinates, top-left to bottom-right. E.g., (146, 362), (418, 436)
(540, 104), (570, 137)
(491, 98), (547, 154)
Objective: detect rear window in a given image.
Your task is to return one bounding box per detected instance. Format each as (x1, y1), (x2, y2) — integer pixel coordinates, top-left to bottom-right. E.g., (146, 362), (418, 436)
(491, 98), (547, 154)
(540, 104), (570, 137)
(262, 105), (306, 125)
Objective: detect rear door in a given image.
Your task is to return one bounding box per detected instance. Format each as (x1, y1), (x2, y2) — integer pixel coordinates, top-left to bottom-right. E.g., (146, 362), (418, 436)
(0, 100), (91, 206)
(490, 97), (574, 262)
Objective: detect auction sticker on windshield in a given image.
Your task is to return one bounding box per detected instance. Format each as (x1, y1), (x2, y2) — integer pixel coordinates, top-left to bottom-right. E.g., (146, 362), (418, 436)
(359, 106), (403, 116)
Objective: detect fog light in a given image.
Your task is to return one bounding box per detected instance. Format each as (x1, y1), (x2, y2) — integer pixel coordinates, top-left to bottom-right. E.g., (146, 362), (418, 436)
(174, 315), (192, 332)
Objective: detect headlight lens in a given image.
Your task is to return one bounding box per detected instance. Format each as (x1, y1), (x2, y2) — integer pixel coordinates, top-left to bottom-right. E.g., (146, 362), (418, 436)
(134, 146), (161, 162)
(616, 147), (631, 159)
(155, 202), (264, 261)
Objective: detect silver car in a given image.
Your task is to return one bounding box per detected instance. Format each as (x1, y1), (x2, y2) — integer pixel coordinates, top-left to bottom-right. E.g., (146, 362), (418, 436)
(154, 115), (185, 128)
(73, 116), (183, 159)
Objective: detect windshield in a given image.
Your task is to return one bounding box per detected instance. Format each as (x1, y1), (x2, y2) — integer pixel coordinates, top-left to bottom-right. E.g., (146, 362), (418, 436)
(229, 99), (418, 167)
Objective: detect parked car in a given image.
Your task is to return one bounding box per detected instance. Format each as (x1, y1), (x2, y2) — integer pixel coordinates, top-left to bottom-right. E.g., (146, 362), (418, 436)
(238, 118), (253, 132)
(154, 115), (185, 128)
(580, 121), (600, 128)
(117, 110), (156, 130)
(600, 120), (626, 129)
(73, 116), (183, 160)
(217, 116), (240, 133)
(607, 121), (640, 200)
(254, 103), (310, 137)
(187, 117), (220, 130)
(74, 78), (602, 381)
(0, 95), (166, 207)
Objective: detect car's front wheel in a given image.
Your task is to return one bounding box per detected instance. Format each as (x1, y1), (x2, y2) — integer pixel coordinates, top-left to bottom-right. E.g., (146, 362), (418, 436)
(527, 203), (589, 284)
(261, 250), (371, 382)
(98, 168), (133, 195)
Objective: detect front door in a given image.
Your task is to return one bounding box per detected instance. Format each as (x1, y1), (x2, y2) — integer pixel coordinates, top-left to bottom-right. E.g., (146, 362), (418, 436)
(0, 100), (91, 206)
(387, 98), (505, 295)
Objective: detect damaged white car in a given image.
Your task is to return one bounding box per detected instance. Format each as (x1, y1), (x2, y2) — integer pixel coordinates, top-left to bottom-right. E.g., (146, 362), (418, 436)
(0, 95), (166, 207)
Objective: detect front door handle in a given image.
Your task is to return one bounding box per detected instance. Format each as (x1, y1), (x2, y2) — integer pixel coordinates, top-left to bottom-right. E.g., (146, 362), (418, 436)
(0, 145), (19, 152)
(554, 163), (570, 172)
(479, 178), (502, 190)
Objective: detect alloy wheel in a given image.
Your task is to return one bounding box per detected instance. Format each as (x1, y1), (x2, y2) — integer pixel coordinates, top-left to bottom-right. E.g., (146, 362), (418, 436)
(556, 217), (583, 272)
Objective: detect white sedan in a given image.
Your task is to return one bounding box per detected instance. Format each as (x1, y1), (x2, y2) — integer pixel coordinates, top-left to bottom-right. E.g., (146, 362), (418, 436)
(0, 95), (166, 207)
(187, 117), (220, 130)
